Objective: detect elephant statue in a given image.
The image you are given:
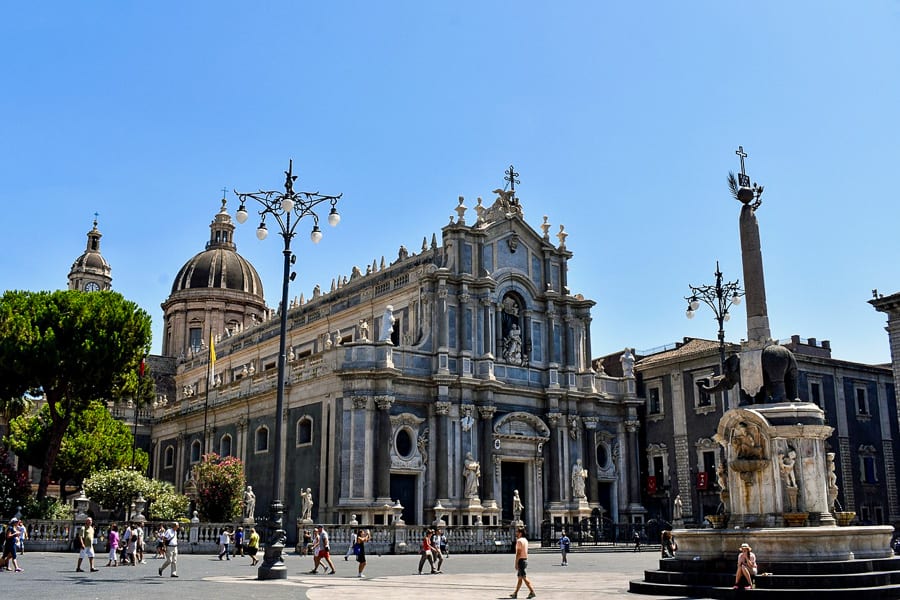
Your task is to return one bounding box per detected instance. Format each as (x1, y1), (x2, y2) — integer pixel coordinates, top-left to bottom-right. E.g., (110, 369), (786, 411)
(697, 344), (798, 405)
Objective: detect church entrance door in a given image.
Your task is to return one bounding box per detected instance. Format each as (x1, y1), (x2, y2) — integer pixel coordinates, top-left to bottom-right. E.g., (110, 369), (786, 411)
(501, 461), (527, 524)
(390, 473), (417, 525)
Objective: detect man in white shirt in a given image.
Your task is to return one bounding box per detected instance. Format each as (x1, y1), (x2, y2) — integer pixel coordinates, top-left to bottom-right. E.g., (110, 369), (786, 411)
(218, 528), (232, 560)
(158, 522), (179, 577)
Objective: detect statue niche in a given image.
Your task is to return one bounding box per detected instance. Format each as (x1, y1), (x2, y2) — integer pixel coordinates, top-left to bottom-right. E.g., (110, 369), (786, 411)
(500, 295), (528, 366)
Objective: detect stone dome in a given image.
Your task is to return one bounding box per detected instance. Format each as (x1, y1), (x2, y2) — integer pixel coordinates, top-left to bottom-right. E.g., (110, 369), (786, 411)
(170, 199), (264, 298)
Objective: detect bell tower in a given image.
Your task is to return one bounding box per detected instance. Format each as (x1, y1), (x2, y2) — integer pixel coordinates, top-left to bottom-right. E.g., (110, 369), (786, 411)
(67, 217), (112, 292)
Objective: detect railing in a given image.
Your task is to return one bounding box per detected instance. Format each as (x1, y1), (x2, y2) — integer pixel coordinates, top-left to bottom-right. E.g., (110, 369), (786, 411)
(540, 519), (667, 550)
(18, 520), (515, 555)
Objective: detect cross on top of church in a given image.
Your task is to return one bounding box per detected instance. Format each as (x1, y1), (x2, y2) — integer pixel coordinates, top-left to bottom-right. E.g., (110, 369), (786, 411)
(504, 165), (520, 194)
(221, 187), (229, 198)
(735, 146), (750, 187)
(92, 211), (100, 228)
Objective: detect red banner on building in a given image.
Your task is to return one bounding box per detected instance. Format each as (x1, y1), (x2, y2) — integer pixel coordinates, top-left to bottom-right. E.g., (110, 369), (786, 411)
(647, 475), (657, 494)
(697, 472), (709, 490)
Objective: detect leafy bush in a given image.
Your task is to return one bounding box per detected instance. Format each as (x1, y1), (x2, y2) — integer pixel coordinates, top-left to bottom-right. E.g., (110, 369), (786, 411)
(82, 467), (150, 516)
(144, 479), (189, 521)
(195, 453), (245, 522)
(23, 496), (72, 520)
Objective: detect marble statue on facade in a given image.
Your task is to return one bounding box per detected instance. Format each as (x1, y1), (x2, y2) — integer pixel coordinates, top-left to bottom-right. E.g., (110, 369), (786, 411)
(780, 449), (798, 488)
(571, 459), (587, 499)
(379, 305), (395, 342)
(826, 452), (839, 510)
(673, 494), (683, 521)
(620, 347), (635, 378)
(502, 323), (523, 364)
(243, 485), (256, 521)
(463, 452), (481, 499)
(300, 487), (314, 521)
(512, 489), (524, 522)
(359, 319), (369, 341)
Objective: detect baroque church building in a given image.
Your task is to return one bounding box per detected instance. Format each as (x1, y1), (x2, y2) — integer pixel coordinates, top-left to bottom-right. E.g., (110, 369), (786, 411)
(149, 187), (644, 537)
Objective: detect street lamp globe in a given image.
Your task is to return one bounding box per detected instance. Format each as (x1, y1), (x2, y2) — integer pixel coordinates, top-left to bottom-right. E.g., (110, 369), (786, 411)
(732, 292), (742, 305)
(328, 206), (341, 226)
(310, 225), (323, 244)
(256, 222), (268, 240)
(236, 204), (249, 224)
(686, 309), (695, 319)
(281, 197), (295, 213)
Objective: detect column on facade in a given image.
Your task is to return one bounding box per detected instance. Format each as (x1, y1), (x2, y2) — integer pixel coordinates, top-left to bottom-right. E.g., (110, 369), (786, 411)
(438, 285), (450, 349)
(459, 288), (471, 353)
(374, 395), (395, 500)
(547, 315), (558, 367)
(480, 297), (494, 357)
(624, 419), (642, 507)
(583, 416), (600, 504)
(546, 412), (562, 502)
(875, 381), (900, 521)
(523, 311), (532, 362)
(478, 405), (497, 501)
(236, 416), (247, 464)
(435, 401), (451, 499)
(175, 433), (186, 489)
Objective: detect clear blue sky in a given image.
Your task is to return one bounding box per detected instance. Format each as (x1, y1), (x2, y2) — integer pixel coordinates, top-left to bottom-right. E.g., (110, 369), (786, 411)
(2, 2), (898, 364)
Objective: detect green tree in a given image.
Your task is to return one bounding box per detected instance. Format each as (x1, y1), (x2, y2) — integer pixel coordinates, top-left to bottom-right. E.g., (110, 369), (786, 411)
(7, 401), (150, 496)
(0, 290), (152, 498)
(195, 453), (245, 522)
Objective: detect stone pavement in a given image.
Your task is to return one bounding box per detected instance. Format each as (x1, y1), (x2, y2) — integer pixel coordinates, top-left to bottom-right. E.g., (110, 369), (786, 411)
(2, 547), (687, 600)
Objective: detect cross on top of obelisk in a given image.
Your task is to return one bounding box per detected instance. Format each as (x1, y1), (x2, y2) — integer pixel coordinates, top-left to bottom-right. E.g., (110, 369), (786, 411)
(735, 146), (750, 187)
(504, 165), (520, 194)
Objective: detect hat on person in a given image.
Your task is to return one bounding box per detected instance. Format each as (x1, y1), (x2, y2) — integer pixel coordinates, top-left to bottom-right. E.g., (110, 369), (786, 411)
(9, 518), (19, 524)
(740, 543), (752, 550)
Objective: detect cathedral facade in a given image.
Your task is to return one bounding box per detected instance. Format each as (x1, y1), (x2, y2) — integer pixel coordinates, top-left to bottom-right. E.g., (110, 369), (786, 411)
(149, 188), (643, 537)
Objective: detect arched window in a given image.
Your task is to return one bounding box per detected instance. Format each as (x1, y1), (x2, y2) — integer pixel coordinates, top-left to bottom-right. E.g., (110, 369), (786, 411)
(164, 446), (175, 468)
(190, 440), (201, 463)
(255, 426), (269, 453)
(296, 417), (313, 447)
(220, 434), (233, 457)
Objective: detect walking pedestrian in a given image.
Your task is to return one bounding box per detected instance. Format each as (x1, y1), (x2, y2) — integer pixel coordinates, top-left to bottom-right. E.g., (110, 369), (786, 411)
(134, 522), (146, 564)
(344, 528), (358, 561)
(430, 528), (444, 573)
(632, 528), (642, 552)
(158, 521), (179, 577)
(510, 527), (536, 599)
(246, 527), (260, 566)
(232, 526), (244, 557)
(1, 518), (23, 572)
(417, 528), (437, 575)
(559, 530), (571, 566)
(307, 525), (336, 574)
(105, 523), (120, 567)
(75, 517), (99, 573)
(155, 524), (166, 558)
(14, 520), (27, 555)
(355, 529), (370, 578)
(218, 527), (231, 560)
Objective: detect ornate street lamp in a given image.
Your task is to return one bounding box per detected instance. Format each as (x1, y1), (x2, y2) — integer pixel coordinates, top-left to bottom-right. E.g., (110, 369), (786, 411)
(234, 160), (342, 580)
(685, 261), (743, 371)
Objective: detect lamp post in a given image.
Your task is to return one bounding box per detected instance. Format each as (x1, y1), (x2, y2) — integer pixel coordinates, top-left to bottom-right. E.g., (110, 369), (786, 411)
(685, 261), (743, 371)
(234, 160), (342, 580)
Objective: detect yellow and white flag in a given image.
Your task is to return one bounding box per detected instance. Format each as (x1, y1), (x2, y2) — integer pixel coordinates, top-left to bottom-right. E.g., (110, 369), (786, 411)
(209, 333), (217, 385)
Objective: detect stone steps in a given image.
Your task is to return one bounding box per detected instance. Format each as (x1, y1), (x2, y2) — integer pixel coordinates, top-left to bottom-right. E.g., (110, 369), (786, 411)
(629, 579), (900, 599)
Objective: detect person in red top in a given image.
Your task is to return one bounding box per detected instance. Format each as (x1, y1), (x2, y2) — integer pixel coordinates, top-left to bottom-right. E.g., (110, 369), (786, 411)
(417, 528), (437, 574)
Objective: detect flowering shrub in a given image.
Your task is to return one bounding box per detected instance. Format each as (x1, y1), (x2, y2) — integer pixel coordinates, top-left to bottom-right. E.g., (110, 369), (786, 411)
(144, 479), (189, 521)
(195, 453), (245, 522)
(0, 446), (31, 518)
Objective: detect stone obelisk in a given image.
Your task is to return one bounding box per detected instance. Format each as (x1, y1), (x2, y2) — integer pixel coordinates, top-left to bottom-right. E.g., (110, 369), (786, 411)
(734, 146), (773, 351)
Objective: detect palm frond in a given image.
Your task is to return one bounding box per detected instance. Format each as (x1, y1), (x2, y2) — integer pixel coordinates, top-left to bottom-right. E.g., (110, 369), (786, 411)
(727, 171), (739, 199)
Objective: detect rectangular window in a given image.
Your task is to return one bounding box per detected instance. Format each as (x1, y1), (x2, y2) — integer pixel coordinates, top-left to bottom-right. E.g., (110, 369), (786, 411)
(652, 456), (665, 487)
(698, 387), (711, 407)
(864, 456), (877, 483)
(648, 388), (661, 414)
(189, 328), (202, 353)
(856, 387), (869, 415)
(810, 381), (821, 406)
(703, 451), (717, 479)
